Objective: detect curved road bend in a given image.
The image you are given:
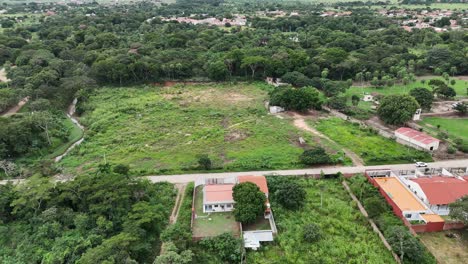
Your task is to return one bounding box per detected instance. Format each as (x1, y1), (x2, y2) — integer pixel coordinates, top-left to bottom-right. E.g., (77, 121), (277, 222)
(2, 159), (467, 186)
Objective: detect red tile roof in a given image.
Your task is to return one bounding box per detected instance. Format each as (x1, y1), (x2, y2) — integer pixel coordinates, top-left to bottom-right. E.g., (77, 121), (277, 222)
(395, 127), (439, 145)
(411, 177), (468, 205)
(205, 184), (234, 203)
(238, 176), (269, 195)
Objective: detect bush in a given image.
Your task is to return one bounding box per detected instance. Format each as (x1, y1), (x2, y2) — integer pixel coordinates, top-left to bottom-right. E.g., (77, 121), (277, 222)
(447, 146), (456, 154)
(363, 197), (388, 219)
(269, 86), (322, 112)
(197, 154), (212, 170)
(199, 233), (243, 263)
(299, 147), (333, 165)
(273, 180), (306, 210)
(303, 223), (322, 243)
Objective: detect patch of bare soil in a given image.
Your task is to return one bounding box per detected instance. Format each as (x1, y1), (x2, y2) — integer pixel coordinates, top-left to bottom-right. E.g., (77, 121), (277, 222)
(160, 88), (254, 105)
(224, 129), (249, 142)
(1, 97), (29, 117)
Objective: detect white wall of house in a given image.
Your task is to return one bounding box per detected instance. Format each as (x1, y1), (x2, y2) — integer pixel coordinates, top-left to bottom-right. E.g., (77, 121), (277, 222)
(400, 177), (429, 204)
(429, 204), (450, 216)
(403, 210), (428, 221)
(203, 202), (234, 213)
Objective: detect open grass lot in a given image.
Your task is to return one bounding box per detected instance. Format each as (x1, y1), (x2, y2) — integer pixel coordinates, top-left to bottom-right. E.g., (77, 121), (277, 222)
(311, 118), (432, 165)
(419, 230), (468, 264)
(60, 83), (318, 175)
(192, 185), (240, 238)
(420, 117), (468, 142)
(247, 177), (396, 263)
(347, 78), (468, 105)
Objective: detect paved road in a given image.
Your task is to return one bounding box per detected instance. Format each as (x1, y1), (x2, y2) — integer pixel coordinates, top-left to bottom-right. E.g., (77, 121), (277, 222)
(146, 159), (467, 183)
(2, 159), (467, 185)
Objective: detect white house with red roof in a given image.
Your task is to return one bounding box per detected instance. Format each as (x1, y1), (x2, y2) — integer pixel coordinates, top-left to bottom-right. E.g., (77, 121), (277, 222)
(395, 127), (440, 151)
(405, 176), (468, 215)
(203, 184), (235, 213)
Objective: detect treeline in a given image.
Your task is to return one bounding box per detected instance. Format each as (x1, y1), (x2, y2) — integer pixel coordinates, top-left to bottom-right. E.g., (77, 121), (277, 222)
(0, 173), (176, 263)
(0, 1), (466, 110)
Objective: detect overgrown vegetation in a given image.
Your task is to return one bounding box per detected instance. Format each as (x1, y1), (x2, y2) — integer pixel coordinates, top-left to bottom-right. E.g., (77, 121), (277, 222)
(312, 118), (432, 165)
(247, 177), (396, 263)
(0, 174), (176, 263)
(59, 84), (317, 175)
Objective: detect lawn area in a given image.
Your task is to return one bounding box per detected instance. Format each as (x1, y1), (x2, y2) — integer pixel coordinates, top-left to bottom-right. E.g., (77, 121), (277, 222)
(420, 117), (468, 142)
(346, 78), (468, 107)
(247, 177), (396, 263)
(419, 230), (468, 264)
(59, 83), (318, 175)
(311, 118), (432, 165)
(192, 185), (240, 238)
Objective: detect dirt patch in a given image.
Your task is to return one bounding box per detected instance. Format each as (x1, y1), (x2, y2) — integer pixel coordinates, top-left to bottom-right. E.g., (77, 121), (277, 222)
(224, 129), (249, 142)
(160, 88), (253, 105)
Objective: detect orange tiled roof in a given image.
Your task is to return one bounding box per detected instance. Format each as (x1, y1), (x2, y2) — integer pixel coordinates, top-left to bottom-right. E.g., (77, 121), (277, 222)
(238, 176), (269, 194)
(204, 184), (234, 203)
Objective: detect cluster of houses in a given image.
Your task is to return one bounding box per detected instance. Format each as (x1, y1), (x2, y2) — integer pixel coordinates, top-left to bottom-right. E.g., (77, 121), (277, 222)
(160, 15), (247, 27)
(366, 168), (468, 232)
(377, 8), (465, 32)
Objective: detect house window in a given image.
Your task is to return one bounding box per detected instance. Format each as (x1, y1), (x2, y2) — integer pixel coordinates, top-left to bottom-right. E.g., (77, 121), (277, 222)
(227, 204), (231, 208)
(214, 205), (218, 208)
(405, 213), (412, 218)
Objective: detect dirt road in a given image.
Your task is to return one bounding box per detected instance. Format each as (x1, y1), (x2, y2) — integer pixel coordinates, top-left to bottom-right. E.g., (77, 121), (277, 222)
(1, 97), (29, 117)
(291, 113), (365, 166)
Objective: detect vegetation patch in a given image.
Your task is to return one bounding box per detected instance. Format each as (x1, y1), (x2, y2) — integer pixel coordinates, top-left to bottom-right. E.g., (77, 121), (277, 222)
(60, 84), (317, 175)
(419, 230), (468, 264)
(247, 177), (396, 263)
(311, 118), (432, 165)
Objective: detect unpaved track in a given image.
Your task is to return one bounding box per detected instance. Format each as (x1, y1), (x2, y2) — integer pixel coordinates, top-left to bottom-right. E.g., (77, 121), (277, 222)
(1, 97), (29, 117)
(291, 113), (365, 166)
(160, 183), (187, 255)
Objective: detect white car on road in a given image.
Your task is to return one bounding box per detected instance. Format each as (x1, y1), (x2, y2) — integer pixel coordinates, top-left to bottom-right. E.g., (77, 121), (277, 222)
(415, 162), (428, 167)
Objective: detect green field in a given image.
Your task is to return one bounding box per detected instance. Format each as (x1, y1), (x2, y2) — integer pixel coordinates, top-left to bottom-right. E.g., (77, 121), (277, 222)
(59, 83), (320, 175)
(247, 177), (396, 263)
(420, 117), (468, 142)
(347, 78), (468, 101)
(311, 118), (432, 165)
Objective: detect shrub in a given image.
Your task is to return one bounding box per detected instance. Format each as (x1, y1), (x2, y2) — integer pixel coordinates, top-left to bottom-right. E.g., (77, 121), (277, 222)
(273, 181), (306, 210)
(447, 146), (456, 154)
(363, 197), (388, 219)
(303, 223), (322, 243)
(299, 147), (333, 165)
(199, 233), (243, 263)
(197, 154), (212, 170)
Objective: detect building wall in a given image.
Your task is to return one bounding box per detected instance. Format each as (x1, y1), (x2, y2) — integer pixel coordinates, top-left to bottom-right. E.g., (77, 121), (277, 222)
(429, 204), (450, 215)
(395, 133), (439, 151)
(203, 202), (234, 213)
(401, 178), (428, 204)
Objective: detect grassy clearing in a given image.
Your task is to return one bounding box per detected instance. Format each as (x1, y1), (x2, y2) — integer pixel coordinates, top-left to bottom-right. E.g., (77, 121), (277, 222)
(311, 118), (432, 165)
(192, 185), (239, 238)
(420, 117), (468, 142)
(347, 78), (468, 107)
(59, 84), (319, 175)
(45, 117), (84, 159)
(419, 230), (468, 264)
(247, 177), (396, 263)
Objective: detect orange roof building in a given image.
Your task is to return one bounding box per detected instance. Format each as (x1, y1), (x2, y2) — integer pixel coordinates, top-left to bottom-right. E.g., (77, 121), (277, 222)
(238, 175), (269, 196)
(203, 184), (235, 213)
(374, 177), (427, 212)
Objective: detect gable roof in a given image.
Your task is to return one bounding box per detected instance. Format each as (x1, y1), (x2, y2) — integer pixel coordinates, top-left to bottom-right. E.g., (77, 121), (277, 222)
(204, 184), (234, 203)
(411, 177), (468, 205)
(238, 176), (269, 194)
(395, 127), (439, 145)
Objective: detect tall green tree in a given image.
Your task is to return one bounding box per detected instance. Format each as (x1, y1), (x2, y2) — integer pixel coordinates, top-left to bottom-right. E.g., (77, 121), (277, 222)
(377, 95), (419, 125)
(232, 182), (266, 224)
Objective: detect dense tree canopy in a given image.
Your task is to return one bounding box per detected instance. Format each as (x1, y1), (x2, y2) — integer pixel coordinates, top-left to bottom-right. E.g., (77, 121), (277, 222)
(0, 174), (175, 263)
(409, 88), (434, 111)
(232, 182), (266, 224)
(377, 95), (420, 125)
